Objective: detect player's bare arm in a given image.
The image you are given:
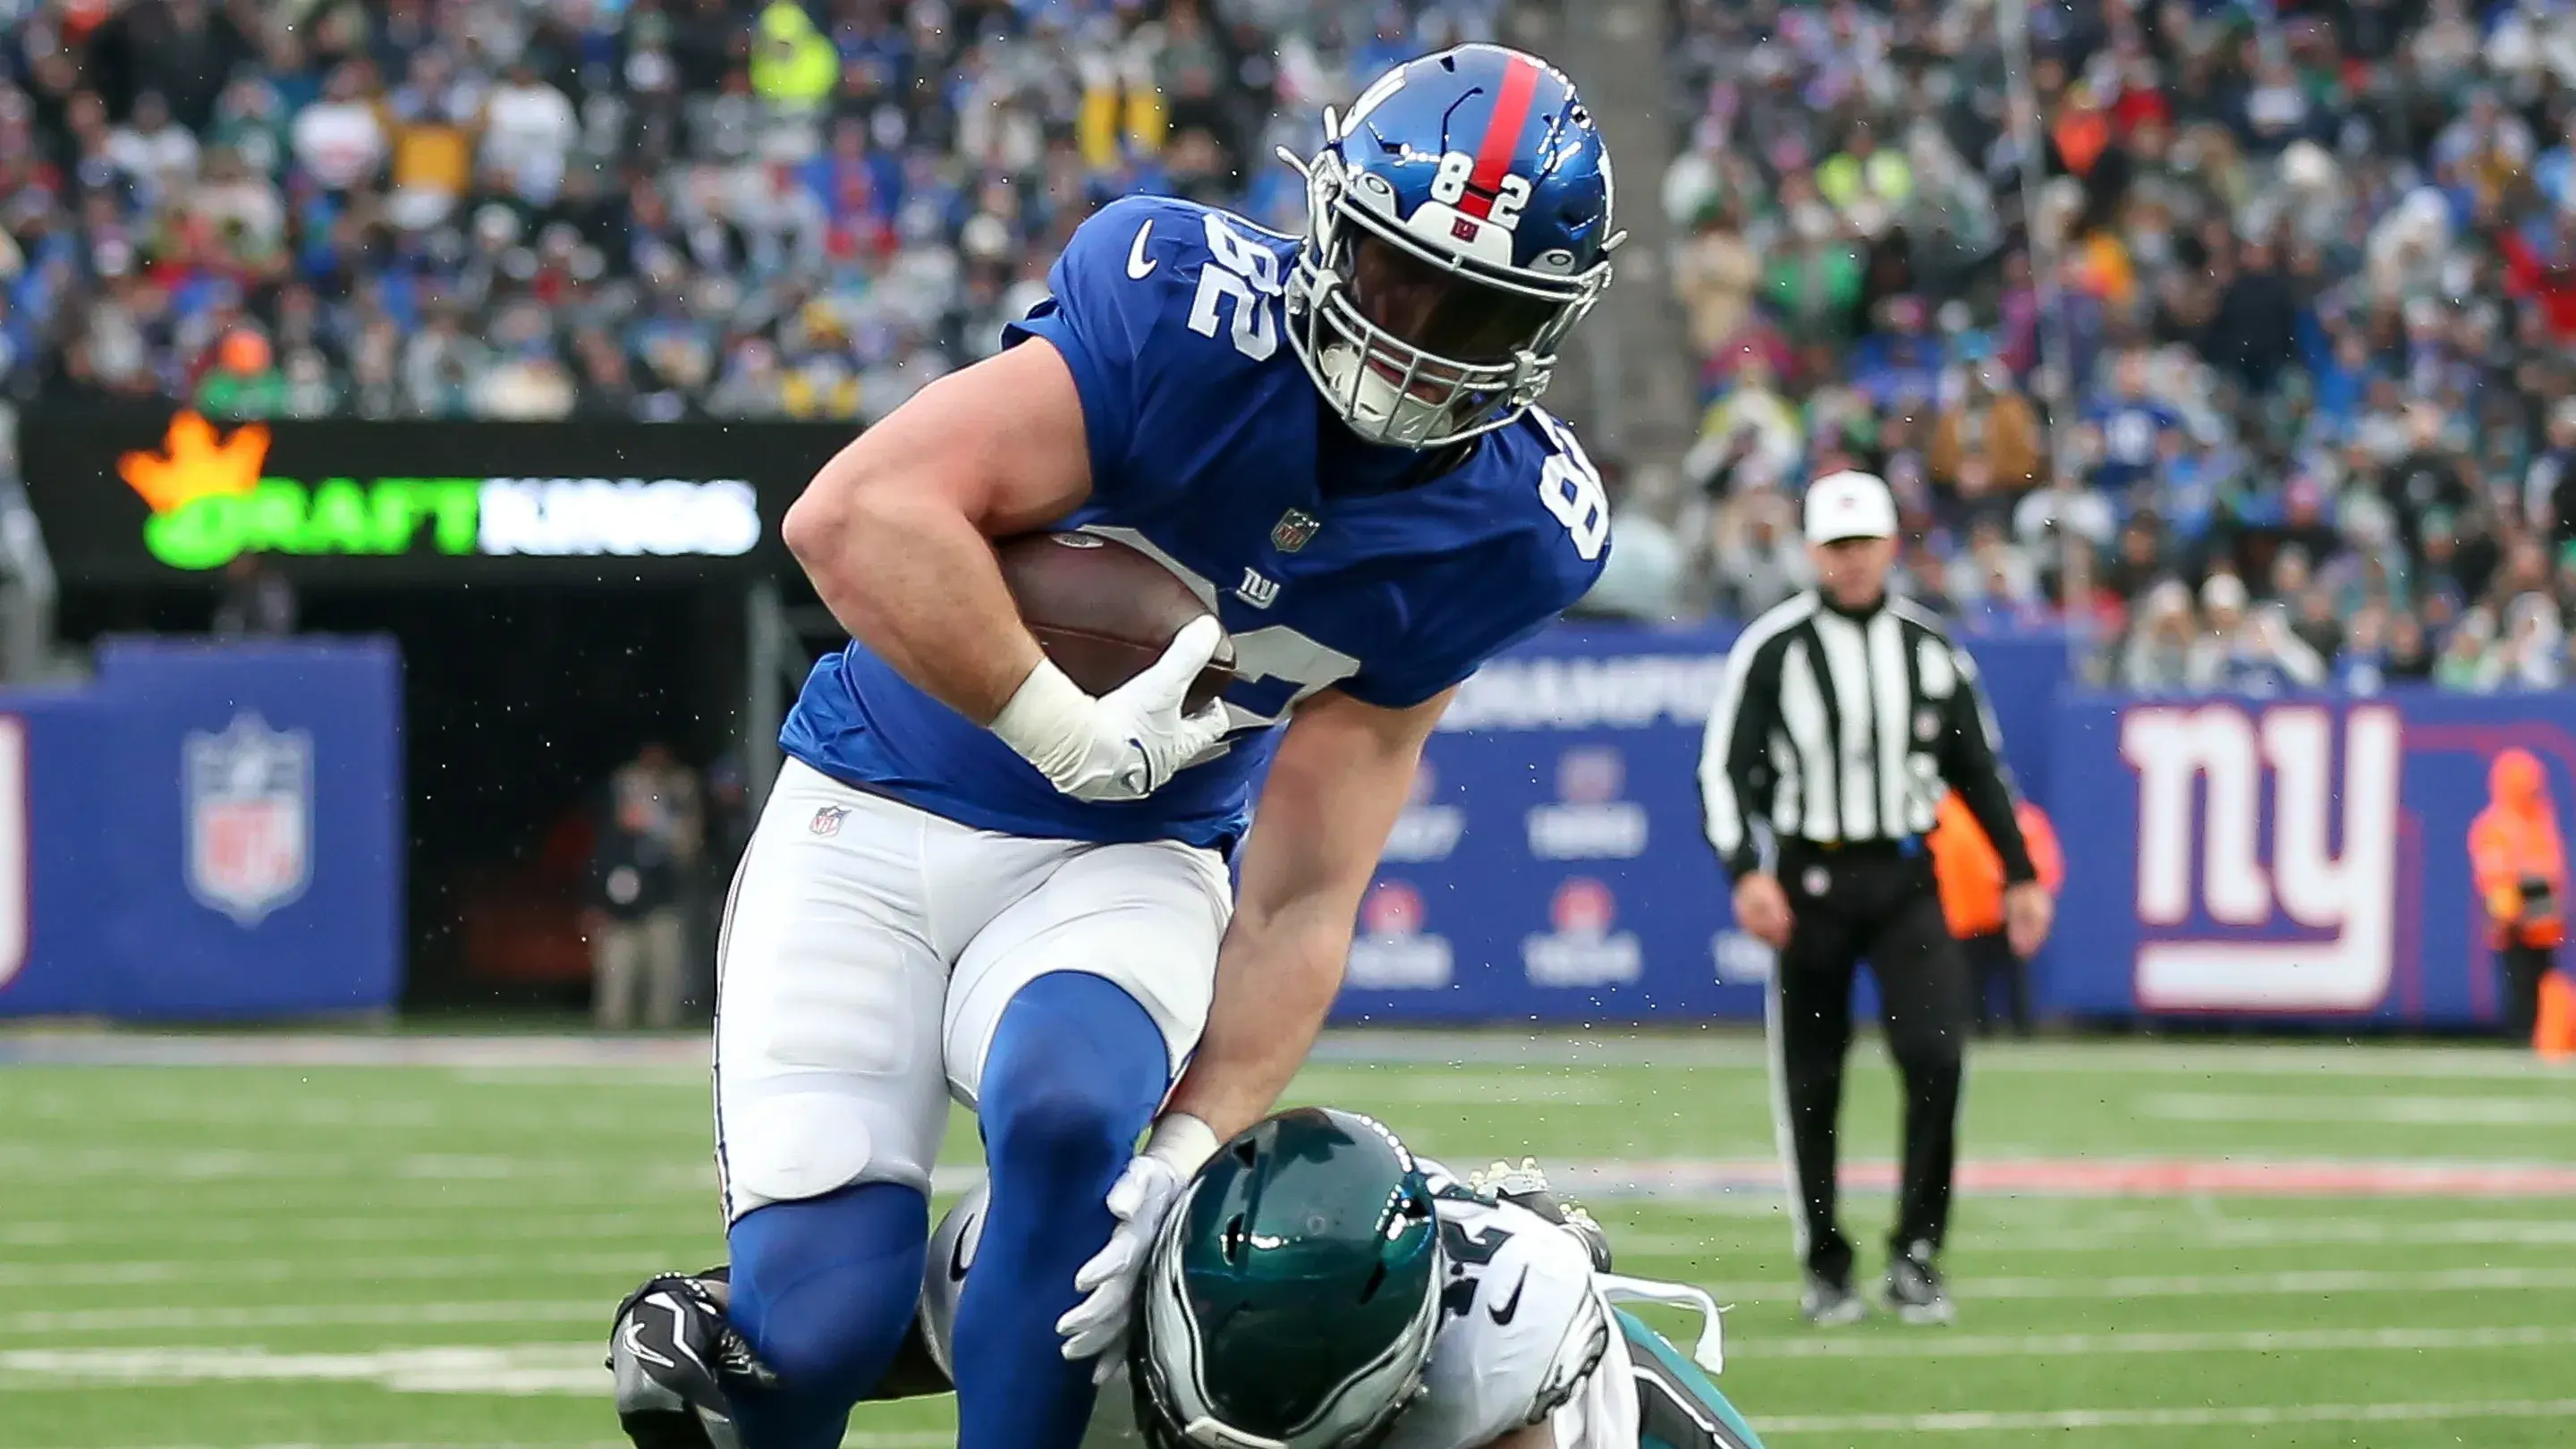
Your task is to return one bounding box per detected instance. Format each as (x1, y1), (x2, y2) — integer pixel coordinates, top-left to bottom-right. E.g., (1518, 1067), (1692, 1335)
(1481, 1422), (1561, 1449)
(1054, 684), (1455, 1378)
(779, 340), (1088, 724)
(784, 339), (1227, 802)
(1167, 682), (1457, 1138)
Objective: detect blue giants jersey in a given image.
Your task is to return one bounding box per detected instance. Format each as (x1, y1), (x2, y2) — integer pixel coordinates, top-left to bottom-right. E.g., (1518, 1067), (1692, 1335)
(780, 194), (1610, 849)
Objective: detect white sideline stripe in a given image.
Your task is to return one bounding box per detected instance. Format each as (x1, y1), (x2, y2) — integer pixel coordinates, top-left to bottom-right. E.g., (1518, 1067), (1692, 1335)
(14, 1028), (2573, 1080)
(2140, 1091), (2576, 1125)
(1732, 1324), (2576, 1360)
(1760, 1398), (2576, 1435)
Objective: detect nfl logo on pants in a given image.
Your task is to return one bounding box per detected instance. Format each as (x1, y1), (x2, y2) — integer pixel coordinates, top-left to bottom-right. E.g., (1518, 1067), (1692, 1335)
(185, 711), (315, 927)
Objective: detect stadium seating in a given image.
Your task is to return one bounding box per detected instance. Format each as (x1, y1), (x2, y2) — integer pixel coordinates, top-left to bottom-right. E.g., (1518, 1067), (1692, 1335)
(0, 0), (1501, 428)
(1662, 0), (2576, 689)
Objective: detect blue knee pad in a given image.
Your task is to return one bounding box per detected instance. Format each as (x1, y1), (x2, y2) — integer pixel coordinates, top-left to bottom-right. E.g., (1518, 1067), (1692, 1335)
(724, 1182), (927, 1449)
(953, 971), (1172, 1449)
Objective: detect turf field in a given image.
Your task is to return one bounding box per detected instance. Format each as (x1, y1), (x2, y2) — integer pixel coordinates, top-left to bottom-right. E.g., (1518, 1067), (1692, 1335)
(4, 1030), (2572, 1449)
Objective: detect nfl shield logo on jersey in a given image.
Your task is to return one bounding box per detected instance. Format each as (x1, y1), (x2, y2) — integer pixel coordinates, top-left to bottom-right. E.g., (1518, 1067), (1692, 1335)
(1269, 508), (1322, 554)
(184, 711), (314, 927)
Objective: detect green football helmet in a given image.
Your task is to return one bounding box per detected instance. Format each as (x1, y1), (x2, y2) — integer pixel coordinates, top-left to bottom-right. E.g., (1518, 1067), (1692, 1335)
(1130, 1107), (1444, 1449)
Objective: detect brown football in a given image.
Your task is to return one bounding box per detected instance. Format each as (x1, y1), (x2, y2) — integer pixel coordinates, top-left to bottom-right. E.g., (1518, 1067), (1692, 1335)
(995, 531), (1237, 711)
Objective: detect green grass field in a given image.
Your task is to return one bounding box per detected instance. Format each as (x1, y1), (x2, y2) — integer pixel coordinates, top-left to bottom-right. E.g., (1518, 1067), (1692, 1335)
(4, 1030), (2573, 1448)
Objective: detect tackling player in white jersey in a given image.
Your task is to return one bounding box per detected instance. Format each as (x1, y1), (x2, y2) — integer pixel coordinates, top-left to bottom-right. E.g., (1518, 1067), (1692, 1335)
(613, 1109), (1767, 1449)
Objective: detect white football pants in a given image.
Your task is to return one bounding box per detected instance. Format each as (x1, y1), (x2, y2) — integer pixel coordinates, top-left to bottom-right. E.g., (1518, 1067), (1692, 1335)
(713, 758), (1233, 1221)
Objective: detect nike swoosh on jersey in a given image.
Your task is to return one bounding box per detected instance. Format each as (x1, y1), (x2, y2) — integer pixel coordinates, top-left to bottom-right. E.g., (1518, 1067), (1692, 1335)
(1488, 1267), (1530, 1326)
(1126, 219), (1157, 279)
(949, 1216), (977, 1283)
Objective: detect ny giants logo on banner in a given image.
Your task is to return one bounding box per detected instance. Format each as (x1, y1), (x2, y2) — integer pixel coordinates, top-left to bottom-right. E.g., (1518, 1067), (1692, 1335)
(2119, 704), (2401, 1013)
(184, 711), (315, 927)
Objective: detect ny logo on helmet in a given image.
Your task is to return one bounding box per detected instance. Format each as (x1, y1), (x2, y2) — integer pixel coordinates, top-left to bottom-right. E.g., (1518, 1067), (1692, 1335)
(2121, 704), (2400, 1013)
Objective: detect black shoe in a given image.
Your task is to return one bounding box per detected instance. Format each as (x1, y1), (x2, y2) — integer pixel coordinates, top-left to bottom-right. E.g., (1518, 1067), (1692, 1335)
(608, 1268), (776, 1449)
(1800, 1270), (1868, 1326)
(1882, 1241), (1955, 1326)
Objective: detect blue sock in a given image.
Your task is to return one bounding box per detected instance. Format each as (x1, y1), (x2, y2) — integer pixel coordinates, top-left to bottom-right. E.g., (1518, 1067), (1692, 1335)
(953, 971), (1171, 1449)
(724, 1181), (927, 1449)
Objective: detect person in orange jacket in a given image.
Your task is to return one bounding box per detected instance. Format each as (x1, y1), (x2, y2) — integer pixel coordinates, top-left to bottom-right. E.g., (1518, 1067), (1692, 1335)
(2468, 748), (2566, 1043)
(1929, 791), (2065, 1037)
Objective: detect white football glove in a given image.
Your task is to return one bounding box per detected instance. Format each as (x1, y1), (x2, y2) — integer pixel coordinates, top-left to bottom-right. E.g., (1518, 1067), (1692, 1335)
(1056, 1114), (1221, 1385)
(991, 617), (1232, 802)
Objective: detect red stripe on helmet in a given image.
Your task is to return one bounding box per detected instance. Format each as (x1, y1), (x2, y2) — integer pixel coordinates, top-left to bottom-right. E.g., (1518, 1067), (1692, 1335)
(1456, 54), (1540, 220)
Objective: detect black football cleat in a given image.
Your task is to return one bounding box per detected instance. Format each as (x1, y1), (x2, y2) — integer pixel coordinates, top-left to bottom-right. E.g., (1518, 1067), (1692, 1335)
(608, 1267), (776, 1449)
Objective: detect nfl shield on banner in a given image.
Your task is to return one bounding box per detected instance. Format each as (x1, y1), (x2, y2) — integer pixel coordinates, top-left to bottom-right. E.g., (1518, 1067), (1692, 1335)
(184, 711), (315, 926)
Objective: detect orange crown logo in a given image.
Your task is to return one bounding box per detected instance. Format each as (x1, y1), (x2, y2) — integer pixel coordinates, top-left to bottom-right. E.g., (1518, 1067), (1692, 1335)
(118, 411), (270, 515)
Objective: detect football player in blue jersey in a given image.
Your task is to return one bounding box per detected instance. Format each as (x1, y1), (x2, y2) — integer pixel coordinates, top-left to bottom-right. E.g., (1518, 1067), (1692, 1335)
(607, 44), (1622, 1449)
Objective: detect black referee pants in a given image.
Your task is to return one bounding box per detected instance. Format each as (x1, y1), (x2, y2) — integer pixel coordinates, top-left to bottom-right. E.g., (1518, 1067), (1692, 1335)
(1768, 841), (1971, 1286)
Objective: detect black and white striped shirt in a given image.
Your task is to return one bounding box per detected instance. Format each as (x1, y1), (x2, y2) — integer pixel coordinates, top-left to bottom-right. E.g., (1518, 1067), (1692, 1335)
(1697, 591), (2034, 883)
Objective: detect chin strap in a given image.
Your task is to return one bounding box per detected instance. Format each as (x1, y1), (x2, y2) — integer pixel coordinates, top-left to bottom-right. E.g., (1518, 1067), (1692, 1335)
(1595, 1273), (1728, 1377)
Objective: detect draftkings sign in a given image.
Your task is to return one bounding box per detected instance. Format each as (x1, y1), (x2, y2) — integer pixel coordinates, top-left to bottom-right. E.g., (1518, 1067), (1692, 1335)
(21, 410), (853, 584)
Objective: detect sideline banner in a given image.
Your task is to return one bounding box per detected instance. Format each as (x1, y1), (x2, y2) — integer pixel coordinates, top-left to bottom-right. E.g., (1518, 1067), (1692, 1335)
(1335, 624), (2072, 1025)
(2046, 691), (2569, 1029)
(20, 409), (853, 584)
(0, 639), (402, 1019)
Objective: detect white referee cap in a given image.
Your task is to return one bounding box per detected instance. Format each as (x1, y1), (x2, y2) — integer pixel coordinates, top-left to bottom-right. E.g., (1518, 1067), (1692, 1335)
(1802, 470), (1897, 544)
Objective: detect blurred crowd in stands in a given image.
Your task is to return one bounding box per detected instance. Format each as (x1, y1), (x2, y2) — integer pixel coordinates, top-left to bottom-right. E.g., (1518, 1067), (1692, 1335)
(1663, 0), (2576, 691)
(9, 0), (2576, 697)
(0, 0), (1496, 427)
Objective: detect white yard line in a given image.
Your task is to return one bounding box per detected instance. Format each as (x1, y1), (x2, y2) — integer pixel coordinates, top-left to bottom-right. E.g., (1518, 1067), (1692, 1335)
(19, 1433), (633, 1444)
(0, 1301), (605, 1335)
(0, 1147), (719, 1188)
(21, 1436), (935, 1449)
(1761, 1398), (2576, 1435)
(0, 1210), (698, 1249)
(1732, 1324), (2576, 1360)
(1290, 1070), (1622, 1105)
(13, 1263), (2572, 1339)
(0, 1251), (680, 1289)
(1606, 1216), (2576, 1258)
(1310, 1032), (2575, 1080)
(1685, 1265), (2576, 1303)
(24, 1326), (2558, 1395)
(0, 1345), (603, 1394)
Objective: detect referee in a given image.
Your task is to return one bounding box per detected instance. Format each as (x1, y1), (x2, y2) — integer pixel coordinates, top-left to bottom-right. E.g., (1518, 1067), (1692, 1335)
(1698, 470), (2053, 1327)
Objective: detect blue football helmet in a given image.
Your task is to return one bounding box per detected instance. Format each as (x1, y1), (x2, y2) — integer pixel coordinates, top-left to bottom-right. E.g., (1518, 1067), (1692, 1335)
(1284, 45), (1623, 449)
